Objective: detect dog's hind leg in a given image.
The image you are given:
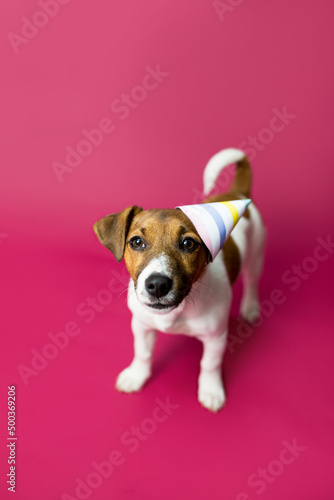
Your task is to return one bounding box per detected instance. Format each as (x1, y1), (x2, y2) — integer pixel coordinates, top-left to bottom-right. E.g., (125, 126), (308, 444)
(239, 204), (266, 323)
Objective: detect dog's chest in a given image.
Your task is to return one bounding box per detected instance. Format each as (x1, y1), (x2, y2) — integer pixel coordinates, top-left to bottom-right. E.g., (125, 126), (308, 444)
(129, 255), (233, 337)
(151, 307), (227, 337)
(152, 313), (191, 335)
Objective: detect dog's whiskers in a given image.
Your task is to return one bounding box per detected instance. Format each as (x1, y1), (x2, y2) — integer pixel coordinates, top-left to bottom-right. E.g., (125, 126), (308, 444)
(119, 285), (130, 298)
(196, 280), (211, 290)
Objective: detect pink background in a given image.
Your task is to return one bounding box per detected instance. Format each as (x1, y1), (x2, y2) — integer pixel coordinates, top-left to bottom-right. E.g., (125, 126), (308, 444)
(1, 0), (334, 499)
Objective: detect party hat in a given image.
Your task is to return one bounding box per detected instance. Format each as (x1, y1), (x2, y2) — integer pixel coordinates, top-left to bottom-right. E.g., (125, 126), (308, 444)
(177, 199), (251, 261)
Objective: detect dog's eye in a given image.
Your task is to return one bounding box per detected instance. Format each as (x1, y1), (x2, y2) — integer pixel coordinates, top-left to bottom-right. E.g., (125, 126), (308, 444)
(129, 236), (146, 249)
(180, 238), (198, 252)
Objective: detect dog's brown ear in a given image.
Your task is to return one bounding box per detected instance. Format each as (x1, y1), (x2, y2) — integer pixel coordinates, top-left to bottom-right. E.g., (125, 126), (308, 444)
(93, 206), (143, 262)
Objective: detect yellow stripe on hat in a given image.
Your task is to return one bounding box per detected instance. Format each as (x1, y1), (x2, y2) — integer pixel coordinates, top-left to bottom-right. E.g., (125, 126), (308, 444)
(221, 201), (239, 227)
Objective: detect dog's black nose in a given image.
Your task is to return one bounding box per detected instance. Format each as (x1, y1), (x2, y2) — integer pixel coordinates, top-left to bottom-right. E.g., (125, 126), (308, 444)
(145, 274), (173, 299)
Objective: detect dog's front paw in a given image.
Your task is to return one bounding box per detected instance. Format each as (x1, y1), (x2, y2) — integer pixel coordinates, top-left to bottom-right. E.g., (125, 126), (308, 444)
(198, 371), (226, 412)
(115, 363), (151, 393)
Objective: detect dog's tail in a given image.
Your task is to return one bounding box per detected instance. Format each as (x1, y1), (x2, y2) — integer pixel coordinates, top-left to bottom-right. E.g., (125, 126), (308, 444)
(203, 148), (252, 198)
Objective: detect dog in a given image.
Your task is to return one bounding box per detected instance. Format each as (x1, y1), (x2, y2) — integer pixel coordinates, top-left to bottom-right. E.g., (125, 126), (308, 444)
(93, 148), (266, 412)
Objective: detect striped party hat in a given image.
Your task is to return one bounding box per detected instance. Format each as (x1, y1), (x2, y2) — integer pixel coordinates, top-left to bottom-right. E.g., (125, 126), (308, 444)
(177, 199), (251, 261)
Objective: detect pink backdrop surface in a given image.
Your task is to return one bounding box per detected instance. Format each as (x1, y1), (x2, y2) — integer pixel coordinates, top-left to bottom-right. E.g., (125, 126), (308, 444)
(1, 1), (334, 499)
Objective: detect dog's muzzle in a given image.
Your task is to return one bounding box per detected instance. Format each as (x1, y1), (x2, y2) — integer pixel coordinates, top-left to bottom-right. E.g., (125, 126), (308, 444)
(144, 273), (176, 311)
(135, 255), (183, 312)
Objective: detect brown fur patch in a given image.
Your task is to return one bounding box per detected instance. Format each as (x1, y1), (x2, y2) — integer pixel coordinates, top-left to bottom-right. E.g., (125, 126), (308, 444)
(233, 156), (252, 197)
(94, 206), (143, 261)
(202, 192), (248, 284)
(94, 192), (250, 298)
(124, 209), (208, 304)
(221, 236), (241, 285)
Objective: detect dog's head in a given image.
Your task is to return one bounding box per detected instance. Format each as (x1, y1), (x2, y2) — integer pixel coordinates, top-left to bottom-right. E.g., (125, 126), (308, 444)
(93, 206), (210, 313)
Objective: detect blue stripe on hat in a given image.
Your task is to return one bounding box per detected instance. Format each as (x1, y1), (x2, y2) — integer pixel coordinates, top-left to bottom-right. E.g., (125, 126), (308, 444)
(202, 204), (226, 249)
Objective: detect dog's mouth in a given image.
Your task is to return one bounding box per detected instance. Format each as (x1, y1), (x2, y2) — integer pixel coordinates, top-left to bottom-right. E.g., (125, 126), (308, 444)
(144, 291), (191, 313)
(145, 302), (178, 311)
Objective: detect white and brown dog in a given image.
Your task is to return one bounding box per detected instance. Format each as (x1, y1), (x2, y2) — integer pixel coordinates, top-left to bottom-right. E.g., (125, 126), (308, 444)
(93, 148), (266, 412)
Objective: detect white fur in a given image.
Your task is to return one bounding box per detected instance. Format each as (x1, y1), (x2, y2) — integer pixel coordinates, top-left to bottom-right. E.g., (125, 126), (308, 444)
(135, 253), (176, 310)
(117, 254), (233, 411)
(115, 149), (266, 412)
(203, 147), (245, 195)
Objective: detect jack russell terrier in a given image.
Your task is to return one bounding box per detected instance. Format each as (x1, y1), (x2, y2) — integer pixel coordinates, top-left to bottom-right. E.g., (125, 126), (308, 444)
(93, 148), (266, 412)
